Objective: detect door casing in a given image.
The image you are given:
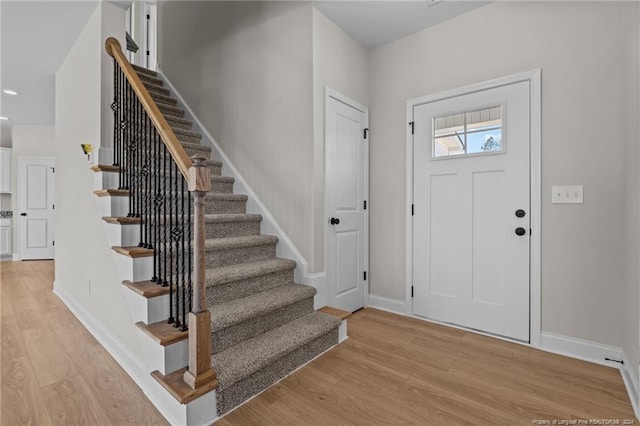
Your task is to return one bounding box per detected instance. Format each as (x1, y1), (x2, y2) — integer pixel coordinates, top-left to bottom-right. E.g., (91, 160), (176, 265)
(405, 70), (542, 347)
(324, 87), (370, 311)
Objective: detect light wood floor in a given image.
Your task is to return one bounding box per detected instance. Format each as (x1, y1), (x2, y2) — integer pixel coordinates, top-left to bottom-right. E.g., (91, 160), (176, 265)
(0, 260), (167, 426)
(1, 260), (636, 425)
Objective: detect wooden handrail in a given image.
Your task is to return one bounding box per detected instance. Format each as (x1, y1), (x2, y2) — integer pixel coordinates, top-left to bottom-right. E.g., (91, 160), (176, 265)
(105, 37), (192, 178)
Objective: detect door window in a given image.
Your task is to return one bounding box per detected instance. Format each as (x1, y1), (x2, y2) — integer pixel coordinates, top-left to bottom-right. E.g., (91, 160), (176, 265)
(433, 105), (503, 158)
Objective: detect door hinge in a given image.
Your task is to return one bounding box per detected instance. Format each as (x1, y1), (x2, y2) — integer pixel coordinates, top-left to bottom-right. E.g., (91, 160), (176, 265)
(52, 241), (55, 246)
(363, 200), (367, 210)
(411, 286), (414, 298)
(363, 271), (367, 281)
(147, 14), (150, 19)
(409, 122), (415, 135)
(364, 128), (369, 139)
(51, 167), (55, 173)
(146, 51), (150, 56)
(411, 204), (414, 216)
(52, 204), (55, 210)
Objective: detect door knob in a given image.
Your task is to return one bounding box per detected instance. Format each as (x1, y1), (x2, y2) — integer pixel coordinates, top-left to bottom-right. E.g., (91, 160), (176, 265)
(515, 209), (526, 218)
(20, 213), (27, 216)
(329, 217), (340, 225)
(515, 227), (526, 236)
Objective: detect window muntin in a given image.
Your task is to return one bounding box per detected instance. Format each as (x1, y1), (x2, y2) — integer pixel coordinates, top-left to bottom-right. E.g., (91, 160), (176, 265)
(433, 106), (503, 158)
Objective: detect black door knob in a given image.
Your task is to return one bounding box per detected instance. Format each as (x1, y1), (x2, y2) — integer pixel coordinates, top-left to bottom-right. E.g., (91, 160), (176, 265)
(515, 209), (526, 218)
(20, 213), (27, 216)
(329, 217), (340, 225)
(515, 227), (526, 236)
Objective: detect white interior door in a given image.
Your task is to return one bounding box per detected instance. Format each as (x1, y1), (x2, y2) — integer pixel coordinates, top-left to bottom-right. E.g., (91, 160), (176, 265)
(412, 81), (530, 341)
(19, 158), (55, 260)
(325, 89), (368, 312)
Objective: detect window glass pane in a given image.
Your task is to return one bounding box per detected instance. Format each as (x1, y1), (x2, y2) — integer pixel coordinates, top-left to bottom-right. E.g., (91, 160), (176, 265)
(433, 105), (503, 158)
(435, 135), (465, 156)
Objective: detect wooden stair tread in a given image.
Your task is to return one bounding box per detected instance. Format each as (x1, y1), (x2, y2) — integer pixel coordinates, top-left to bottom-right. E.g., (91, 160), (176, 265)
(90, 164), (119, 173)
(102, 216), (141, 225)
(94, 189), (129, 197)
(319, 306), (352, 320)
(112, 246), (154, 258)
(135, 320), (188, 346)
(151, 368), (217, 404)
(123, 280), (171, 298)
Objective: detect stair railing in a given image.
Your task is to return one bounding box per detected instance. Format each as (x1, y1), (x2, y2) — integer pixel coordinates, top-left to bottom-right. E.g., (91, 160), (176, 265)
(105, 37), (216, 390)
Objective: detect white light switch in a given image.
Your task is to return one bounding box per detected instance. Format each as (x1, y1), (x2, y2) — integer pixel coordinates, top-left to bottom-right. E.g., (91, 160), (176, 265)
(552, 185), (583, 204)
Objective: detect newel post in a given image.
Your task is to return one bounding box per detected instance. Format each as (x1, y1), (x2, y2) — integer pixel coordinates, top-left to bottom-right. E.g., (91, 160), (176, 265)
(184, 155), (217, 389)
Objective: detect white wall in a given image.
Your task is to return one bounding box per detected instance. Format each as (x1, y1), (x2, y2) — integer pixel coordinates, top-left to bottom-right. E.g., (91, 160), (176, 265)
(368, 1), (638, 348)
(55, 2), (142, 357)
(158, 1), (318, 270)
(312, 8), (369, 273)
(1, 128), (13, 211)
(10, 125), (55, 254)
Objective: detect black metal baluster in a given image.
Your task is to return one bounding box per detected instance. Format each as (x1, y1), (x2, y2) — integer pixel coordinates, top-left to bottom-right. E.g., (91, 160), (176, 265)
(180, 175), (187, 331)
(188, 190), (192, 318)
(169, 157), (177, 327)
(164, 144), (173, 325)
(152, 128), (161, 283)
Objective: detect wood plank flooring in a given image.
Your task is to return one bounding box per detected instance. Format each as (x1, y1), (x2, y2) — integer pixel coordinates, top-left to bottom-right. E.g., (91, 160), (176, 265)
(1, 260), (636, 425)
(0, 260), (166, 426)
(219, 309), (637, 426)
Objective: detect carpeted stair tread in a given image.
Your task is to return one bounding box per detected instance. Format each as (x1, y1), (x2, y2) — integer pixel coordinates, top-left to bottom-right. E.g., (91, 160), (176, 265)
(212, 311), (340, 388)
(132, 64), (158, 77)
(171, 127), (202, 140)
(205, 193), (248, 202)
(180, 141), (211, 153)
(138, 73), (163, 87)
(150, 91), (178, 106)
(165, 115), (192, 127)
(204, 234), (278, 251)
(156, 102), (185, 118)
(145, 84), (171, 97)
(210, 283), (315, 331)
(205, 258), (294, 287)
(204, 213), (258, 224)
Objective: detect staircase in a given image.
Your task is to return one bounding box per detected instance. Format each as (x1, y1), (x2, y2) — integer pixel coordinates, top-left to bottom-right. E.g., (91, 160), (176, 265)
(94, 53), (346, 422)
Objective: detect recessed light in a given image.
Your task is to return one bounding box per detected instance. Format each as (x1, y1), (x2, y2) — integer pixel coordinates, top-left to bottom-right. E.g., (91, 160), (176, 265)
(0, 117), (8, 120)
(2, 90), (19, 96)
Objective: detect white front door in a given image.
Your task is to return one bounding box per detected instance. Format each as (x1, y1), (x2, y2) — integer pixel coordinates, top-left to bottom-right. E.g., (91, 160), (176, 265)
(19, 158), (55, 260)
(412, 81), (530, 342)
(325, 89), (369, 312)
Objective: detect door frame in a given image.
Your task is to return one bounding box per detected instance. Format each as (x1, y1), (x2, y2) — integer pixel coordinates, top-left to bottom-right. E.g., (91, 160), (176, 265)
(324, 87), (370, 310)
(405, 69), (542, 347)
(18, 156), (56, 261)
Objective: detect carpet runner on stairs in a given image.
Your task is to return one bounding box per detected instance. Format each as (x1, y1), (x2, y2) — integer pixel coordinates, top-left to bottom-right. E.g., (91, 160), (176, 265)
(130, 64), (341, 416)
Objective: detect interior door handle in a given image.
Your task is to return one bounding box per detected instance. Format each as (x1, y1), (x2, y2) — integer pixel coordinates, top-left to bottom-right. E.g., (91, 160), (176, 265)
(515, 227), (526, 236)
(329, 217), (340, 225)
(20, 213), (27, 216)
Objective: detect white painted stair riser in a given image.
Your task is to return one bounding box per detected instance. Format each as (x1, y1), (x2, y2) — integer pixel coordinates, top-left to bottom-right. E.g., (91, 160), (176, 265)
(96, 195), (129, 217)
(146, 378), (218, 426)
(124, 290), (170, 324)
(104, 222), (140, 247)
(113, 251), (153, 282)
(136, 329), (189, 375)
(94, 170), (119, 191)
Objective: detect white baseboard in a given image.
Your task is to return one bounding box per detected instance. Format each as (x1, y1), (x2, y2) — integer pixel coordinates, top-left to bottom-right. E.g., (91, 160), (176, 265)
(52, 282), (148, 386)
(12, 253), (19, 261)
(367, 294), (407, 315)
(621, 351), (640, 421)
(303, 272), (326, 309)
(540, 331), (624, 368)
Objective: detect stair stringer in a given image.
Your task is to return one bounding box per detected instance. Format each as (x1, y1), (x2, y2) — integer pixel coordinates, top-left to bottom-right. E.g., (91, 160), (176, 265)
(157, 69), (327, 309)
(91, 169), (220, 426)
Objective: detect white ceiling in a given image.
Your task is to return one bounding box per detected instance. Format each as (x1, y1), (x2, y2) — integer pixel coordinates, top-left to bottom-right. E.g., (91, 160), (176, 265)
(314, 1), (488, 49)
(0, 0), (486, 133)
(0, 1), (98, 131)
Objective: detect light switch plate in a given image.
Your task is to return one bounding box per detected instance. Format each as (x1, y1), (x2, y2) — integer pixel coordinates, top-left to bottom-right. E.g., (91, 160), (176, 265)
(552, 185), (583, 204)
